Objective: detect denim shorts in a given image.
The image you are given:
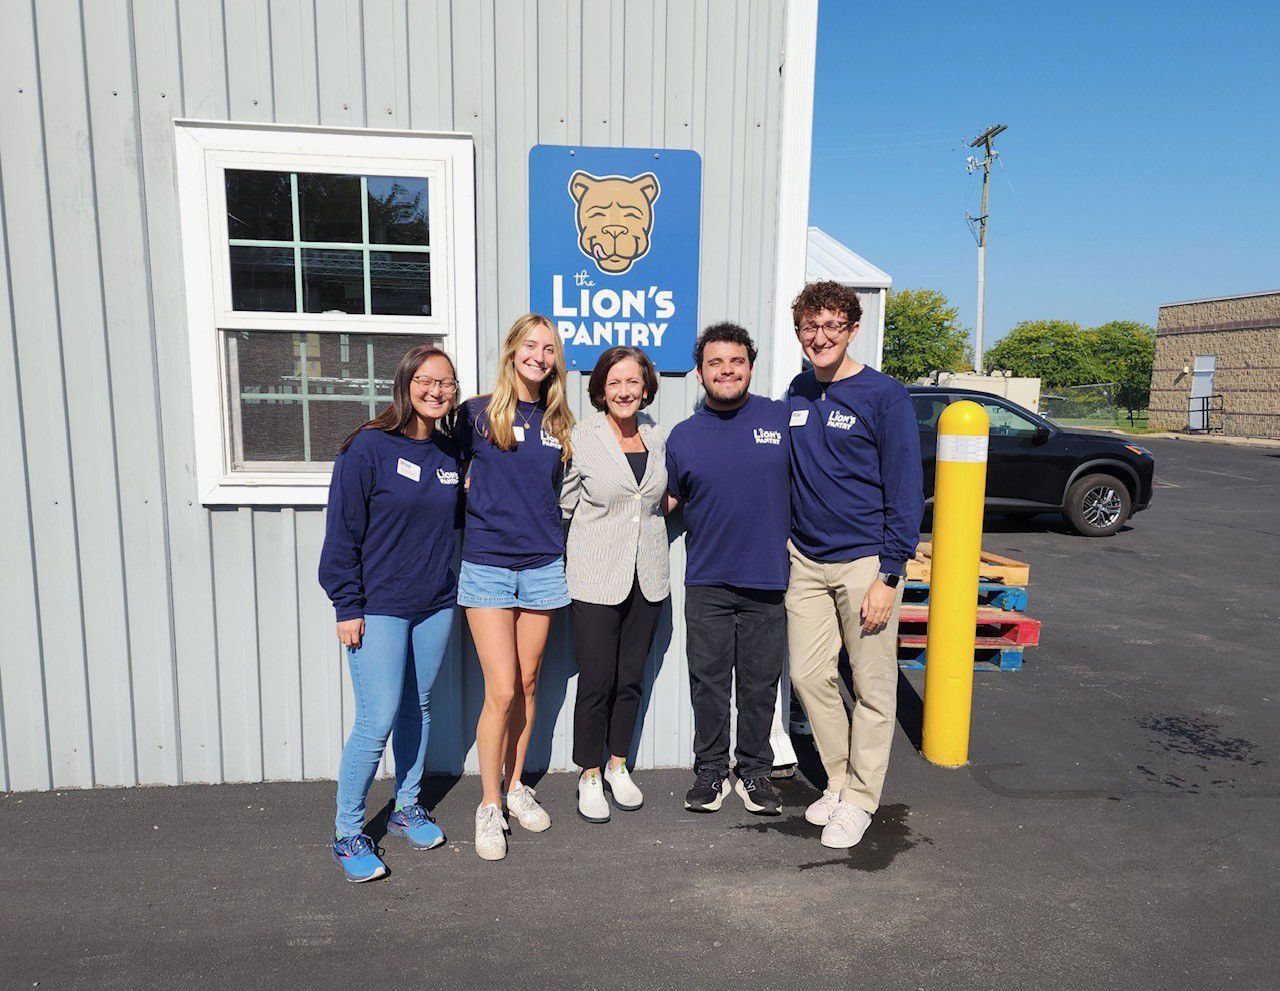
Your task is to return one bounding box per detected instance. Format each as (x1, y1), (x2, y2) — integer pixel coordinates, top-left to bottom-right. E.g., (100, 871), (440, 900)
(456, 557), (571, 610)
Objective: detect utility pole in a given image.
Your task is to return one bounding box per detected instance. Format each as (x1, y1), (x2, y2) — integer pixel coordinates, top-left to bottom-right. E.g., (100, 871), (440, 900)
(966, 123), (1006, 374)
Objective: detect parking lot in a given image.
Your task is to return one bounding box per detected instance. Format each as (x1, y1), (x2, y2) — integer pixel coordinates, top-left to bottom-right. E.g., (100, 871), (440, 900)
(3, 437), (1277, 991)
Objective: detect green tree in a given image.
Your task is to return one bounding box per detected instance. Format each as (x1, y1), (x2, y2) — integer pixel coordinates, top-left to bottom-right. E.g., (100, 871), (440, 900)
(881, 288), (970, 382)
(1084, 320), (1156, 414)
(983, 320), (1102, 387)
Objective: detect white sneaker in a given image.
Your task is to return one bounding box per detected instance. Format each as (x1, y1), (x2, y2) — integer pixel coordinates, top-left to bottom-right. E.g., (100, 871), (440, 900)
(577, 771), (611, 823)
(474, 802), (508, 860)
(505, 783), (551, 832)
(603, 762), (644, 810)
(821, 801), (873, 849)
(804, 790), (841, 826)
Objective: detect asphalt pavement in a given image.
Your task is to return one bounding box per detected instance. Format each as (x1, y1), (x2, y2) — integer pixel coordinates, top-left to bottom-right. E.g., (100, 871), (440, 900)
(3, 437), (1278, 991)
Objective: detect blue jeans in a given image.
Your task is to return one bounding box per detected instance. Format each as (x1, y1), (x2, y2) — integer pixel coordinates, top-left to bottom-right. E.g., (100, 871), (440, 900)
(335, 608), (454, 838)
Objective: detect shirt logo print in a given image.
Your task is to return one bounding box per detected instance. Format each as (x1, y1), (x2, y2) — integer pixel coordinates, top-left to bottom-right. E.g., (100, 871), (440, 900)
(753, 427), (782, 445)
(436, 468), (460, 485)
(540, 430), (562, 449)
(826, 410), (857, 431)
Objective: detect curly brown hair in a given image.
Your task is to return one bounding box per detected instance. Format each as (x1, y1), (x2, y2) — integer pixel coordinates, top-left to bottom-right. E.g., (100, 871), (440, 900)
(791, 280), (862, 328)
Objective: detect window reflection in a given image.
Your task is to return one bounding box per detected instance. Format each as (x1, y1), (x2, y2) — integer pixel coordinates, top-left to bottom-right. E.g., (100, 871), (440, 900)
(225, 169), (293, 240)
(230, 246), (296, 312)
(302, 249), (364, 313)
(370, 251), (431, 316)
(298, 173), (362, 243)
(367, 177), (429, 245)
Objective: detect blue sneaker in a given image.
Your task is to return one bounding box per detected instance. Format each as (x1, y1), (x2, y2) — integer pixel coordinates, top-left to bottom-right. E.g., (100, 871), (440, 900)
(331, 833), (388, 882)
(387, 804), (446, 850)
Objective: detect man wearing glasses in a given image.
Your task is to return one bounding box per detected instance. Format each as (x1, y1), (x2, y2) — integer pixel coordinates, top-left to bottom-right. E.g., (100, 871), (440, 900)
(784, 281), (924, 849)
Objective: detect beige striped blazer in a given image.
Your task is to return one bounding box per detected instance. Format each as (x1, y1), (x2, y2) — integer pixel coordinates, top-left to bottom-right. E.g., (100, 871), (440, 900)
(560, 411), (670, 606)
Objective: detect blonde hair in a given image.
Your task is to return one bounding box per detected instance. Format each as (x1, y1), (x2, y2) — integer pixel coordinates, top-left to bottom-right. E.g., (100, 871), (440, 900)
(482, 313), (574, 461)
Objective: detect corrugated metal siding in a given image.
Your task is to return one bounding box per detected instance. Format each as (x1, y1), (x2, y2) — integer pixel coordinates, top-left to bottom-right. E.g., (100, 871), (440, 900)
(0, 0), (792, 791)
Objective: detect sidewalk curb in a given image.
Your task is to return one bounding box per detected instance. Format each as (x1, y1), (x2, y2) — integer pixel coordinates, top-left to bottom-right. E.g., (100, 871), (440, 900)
(1097, 429), (1280, 450)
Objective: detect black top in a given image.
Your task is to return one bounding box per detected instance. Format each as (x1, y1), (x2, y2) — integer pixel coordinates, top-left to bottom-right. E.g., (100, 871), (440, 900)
(625, 450), (648, 485)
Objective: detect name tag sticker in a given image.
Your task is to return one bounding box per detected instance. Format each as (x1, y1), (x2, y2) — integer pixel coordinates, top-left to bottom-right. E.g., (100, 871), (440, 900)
(513, 426), (526, 442)
(789, 409), (809, 427)
(396, 458), (421, 482)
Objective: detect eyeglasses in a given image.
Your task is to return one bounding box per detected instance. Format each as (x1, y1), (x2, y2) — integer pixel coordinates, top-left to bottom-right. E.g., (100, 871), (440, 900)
(796, 321), (849, 342)
(411, 376), (458, 393)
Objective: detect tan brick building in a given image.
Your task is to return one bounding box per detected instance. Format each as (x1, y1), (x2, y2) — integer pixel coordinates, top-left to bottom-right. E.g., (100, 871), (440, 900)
(1149, 291), (1280, 438)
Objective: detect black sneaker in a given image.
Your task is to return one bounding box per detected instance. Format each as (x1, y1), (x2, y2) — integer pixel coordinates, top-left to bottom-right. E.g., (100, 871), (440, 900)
(684, 767), (731, 812)
(735, 775), (783, 815)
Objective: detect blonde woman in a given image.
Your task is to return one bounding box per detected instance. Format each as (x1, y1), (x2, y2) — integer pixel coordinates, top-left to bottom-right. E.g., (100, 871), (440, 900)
(456, 314), (575, 861)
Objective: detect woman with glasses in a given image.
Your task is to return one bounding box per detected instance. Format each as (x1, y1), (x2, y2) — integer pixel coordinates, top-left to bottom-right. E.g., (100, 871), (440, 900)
(456, 314), (575, 861)
(319, 344), (464, 882)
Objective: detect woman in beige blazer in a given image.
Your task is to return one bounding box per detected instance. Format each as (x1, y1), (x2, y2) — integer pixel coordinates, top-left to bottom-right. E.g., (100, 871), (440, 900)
(560, 346), (670, 823)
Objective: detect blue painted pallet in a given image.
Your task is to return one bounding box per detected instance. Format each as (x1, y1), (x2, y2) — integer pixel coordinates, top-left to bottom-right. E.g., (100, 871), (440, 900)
(903, 581), (1028, 611)
(897, 645), (1024, 672)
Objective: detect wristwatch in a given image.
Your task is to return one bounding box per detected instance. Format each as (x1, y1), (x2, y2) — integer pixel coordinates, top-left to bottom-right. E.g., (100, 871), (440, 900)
(877, 571), (902, 588)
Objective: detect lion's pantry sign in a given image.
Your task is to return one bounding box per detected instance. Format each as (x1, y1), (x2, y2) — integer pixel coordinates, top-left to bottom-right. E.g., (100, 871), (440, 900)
(529, 144), (702, 374)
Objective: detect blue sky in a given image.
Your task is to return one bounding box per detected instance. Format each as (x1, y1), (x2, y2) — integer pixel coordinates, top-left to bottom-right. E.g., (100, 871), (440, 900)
(808, 0), (1280, 347)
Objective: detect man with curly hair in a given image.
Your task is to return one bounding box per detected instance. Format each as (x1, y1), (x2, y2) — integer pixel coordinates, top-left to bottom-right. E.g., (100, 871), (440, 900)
(784, 280), (924, 849)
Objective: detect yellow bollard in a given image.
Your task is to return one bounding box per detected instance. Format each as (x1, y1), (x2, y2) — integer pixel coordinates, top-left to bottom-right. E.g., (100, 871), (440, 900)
(921, 400), (990, 767)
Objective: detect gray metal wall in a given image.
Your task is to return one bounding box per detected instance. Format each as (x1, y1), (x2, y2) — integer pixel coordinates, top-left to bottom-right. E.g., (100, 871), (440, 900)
(0, 0), (792, 791)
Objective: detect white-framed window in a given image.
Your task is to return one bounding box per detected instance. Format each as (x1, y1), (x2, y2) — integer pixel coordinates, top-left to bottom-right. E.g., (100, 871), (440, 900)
(174, 120), (476, 505)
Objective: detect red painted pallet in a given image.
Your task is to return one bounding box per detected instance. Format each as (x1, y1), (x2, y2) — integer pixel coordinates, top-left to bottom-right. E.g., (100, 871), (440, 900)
(897, 603), (1041, 647)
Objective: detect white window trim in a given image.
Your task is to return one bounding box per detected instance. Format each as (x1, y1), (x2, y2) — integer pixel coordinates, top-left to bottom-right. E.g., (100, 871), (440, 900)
(174, 119), (477, 506)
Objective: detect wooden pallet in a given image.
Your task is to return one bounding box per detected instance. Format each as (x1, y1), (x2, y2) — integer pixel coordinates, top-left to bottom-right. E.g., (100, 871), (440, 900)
(897, 644), (1024, 672)
(903, 580), (1028, 611)
(897, 603), (1041, 646)
(906, 542), (1030, 586)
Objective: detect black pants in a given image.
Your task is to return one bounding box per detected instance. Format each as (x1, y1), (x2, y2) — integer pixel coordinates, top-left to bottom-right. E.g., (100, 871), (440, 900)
(571, 576), (662, 768)
(684, 584), (786, 780)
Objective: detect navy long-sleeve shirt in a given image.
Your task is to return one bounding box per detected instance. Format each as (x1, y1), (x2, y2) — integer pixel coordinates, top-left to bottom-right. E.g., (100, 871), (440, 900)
(665, 394), (792, 590)
(318, 428), (463, 621)
(786, 366), (924, 574)
(457, 397), (566, 570)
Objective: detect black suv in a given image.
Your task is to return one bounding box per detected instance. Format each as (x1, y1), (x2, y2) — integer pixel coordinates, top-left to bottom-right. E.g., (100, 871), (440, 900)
(908, 386), (1155, 536)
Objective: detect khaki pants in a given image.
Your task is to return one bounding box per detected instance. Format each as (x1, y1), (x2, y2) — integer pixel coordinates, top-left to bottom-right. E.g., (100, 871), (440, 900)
(785, 545), (903, 814)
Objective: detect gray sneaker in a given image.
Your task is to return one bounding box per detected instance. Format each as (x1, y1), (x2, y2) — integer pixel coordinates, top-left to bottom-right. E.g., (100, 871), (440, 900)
(474, 802), (508, 860)
(820, 801), (872, 849)
(505, 783), (551, 832)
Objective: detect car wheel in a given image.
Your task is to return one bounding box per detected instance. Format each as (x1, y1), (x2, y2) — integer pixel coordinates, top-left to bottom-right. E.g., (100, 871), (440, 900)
(1064, 472), (1132, 536)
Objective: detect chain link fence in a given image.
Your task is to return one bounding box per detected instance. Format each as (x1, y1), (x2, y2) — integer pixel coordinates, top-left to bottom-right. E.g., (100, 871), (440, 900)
(1039, 382), (1149, 430)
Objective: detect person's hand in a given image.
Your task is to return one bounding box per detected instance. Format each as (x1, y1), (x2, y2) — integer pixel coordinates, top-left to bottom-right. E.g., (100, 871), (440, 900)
(337, 618), (364, 648)
(860, 580), (896, 634)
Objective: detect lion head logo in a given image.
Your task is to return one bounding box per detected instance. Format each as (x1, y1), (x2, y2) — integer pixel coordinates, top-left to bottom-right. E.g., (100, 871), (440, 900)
(568, 170), (661, 275)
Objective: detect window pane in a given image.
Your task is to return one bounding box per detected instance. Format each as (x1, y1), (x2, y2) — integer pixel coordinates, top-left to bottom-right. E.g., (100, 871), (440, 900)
(297, 173), (361, 243)
(370, 250), (431, 316)
(981, 401), (1037, 436)
(367, 176), (429, 245)
(225, 169), (293, 240)
(226, 331), (442, 466)
(302, 248), (364, 313)
(230, 246), (297, 311)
